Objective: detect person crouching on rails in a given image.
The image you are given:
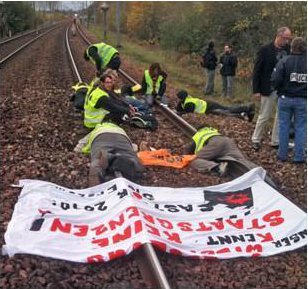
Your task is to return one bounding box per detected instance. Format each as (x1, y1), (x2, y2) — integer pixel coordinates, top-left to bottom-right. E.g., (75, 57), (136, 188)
(81, 122), (144, 186)
(141, 63), (168, 107)
(176, 90), (255, 122)
(184, 126), (257, 176)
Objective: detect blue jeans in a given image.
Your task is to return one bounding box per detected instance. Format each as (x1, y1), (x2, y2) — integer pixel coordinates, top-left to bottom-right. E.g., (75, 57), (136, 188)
(125, 96), (151, 115)
(278, 96), (307, 162)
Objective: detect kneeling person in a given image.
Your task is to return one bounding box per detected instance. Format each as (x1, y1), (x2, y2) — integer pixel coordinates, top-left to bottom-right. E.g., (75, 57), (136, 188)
(82, 122), (144, 186)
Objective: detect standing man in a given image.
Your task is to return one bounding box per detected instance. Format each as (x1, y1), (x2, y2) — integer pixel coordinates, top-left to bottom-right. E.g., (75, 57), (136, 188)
(219, 44), (238, 98)
(202, 41), (217, 95)
(251, 27), (292, 151)
(84, 42), (121, 76)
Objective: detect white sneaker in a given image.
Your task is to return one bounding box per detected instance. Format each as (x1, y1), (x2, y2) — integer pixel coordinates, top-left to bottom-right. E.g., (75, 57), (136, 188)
(218, 162), (228, 177)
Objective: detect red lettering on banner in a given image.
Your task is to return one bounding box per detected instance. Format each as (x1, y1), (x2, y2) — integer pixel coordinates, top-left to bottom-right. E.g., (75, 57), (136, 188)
(226, 219), (243, 229)
(157, 218), (173, 229)
(112, 226), (132, 244)
(209, 220), (224, 230)
(163, 231), (182, 244)
(169, 248), (182, 256)
(134, 220), (143, 234)
(91, 224), (108, 236)
(87, 254), (104, 263)
(73, 225), (89, 237)
(50, 218), (71, 233)
(146, 224), (161, 237)
(257, 232), (273, 242)
(133, 242), (142, 250)
(108, 250), (126, 261)
(177, 222), (193, 231)
(126, 206), (140, 218)
(151, 240), (167, 251)
(141, 212), (155, 224)
(217, 247), (231, 254)
(92, 237), (109, 247)
(109, 213), (125, 230)
(196, 222), (213, 231)
(263, 210), (284, 226)
(247, 219), (266, 230)
(246, 244), (263, 257)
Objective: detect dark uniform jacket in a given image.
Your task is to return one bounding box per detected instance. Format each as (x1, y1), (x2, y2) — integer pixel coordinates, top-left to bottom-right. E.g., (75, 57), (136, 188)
(272, 53), (307, 98)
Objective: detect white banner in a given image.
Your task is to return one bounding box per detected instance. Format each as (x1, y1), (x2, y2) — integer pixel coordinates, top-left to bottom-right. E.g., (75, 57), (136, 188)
(3, 168), (307, 263)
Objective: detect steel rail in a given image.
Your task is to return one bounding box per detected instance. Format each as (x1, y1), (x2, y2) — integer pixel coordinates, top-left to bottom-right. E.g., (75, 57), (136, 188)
(0, 23), (54, 45)
(0, 25), (60, 66)
(69, 23), (172, 289)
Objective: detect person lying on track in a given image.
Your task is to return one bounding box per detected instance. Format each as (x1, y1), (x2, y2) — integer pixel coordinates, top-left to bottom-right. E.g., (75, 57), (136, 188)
(80, 122), (144, 186)
(176, 90), (255, 122)
(184, 126), (258, 176)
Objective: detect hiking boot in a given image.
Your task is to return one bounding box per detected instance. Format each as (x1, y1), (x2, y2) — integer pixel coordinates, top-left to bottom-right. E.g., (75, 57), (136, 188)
(252, 142), (261, 151)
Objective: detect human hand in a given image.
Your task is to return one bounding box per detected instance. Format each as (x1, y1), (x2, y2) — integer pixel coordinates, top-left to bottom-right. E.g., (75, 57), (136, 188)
(252, 93), (261, 101)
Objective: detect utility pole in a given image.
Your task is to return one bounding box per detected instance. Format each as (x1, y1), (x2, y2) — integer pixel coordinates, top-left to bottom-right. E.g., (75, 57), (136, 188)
(100, 2), (109, 41)
(116, 1), (121, 48)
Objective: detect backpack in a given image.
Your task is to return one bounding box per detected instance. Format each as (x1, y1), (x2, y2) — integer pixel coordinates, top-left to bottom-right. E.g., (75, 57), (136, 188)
(129, 113), (158, 131)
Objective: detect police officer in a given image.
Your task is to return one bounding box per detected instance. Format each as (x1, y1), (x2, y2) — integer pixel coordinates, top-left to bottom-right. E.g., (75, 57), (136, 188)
(84, 74), (135, 129)
(176, 90), (255, 122)
(81, 122), (144, 186)
(185, 126), (257, 176)
(141, 63), (168, 106)
(84, 42), (121, 76)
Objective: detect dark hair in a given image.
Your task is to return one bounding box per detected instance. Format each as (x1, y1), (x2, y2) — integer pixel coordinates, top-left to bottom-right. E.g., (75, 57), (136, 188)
(291, 37), (306, 54)
(208, 41), (215, 49)
(149, 63), (162, 78)
(177, 90), (188, 99)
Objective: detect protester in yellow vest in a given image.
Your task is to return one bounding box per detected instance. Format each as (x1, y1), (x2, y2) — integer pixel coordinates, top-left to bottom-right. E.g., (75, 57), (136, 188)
(84, 74), (135, 129)
(80, 122), (144, 186)
(176, 90), (255, 122)
(84, 42), (121, 76)
(184, 126), (257, 176)
(141, 63), (168, 107)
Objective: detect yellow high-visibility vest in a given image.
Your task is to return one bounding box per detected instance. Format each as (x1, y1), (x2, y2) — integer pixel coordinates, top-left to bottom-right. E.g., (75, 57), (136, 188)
(144, 70), (163, 95)
(192, 127), (221, 153)
(183, 96), (207, 114)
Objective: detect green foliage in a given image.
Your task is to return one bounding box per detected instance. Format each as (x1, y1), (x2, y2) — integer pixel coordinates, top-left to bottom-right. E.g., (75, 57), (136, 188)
(1, 2), (40, 36)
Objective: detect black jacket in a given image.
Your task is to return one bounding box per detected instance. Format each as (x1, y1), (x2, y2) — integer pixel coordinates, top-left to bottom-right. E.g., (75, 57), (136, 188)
(202, 49), (217, 70)
(252, 41), (290, 96)
(219, 52), (238, 76)
(271, 53), (307, 98)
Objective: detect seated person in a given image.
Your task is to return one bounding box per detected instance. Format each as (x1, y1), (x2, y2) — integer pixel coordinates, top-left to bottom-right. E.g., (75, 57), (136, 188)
(81, 122), (144, 186)
(176, 90), (255, 122)
(184, 126), (257, 176)
(84, 74), (135, 129)
(141, 63), (168, 106)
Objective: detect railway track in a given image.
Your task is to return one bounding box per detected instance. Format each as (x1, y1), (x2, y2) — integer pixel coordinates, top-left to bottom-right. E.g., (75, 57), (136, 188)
(0, 21), (306, 289)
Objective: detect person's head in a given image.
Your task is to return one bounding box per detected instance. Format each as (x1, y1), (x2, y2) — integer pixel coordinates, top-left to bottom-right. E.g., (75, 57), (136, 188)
(104, 68), (118, 82)
(224, 44), (232, 54)
(100, 74), (114, 91)
(291, 37), (306, 54)
(149, 63), (162, 80)
(208, 41), (215, 49)
(177, 90), (188, 100)
(275, 27), (292, 48)
(84, 49), (90, 61)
